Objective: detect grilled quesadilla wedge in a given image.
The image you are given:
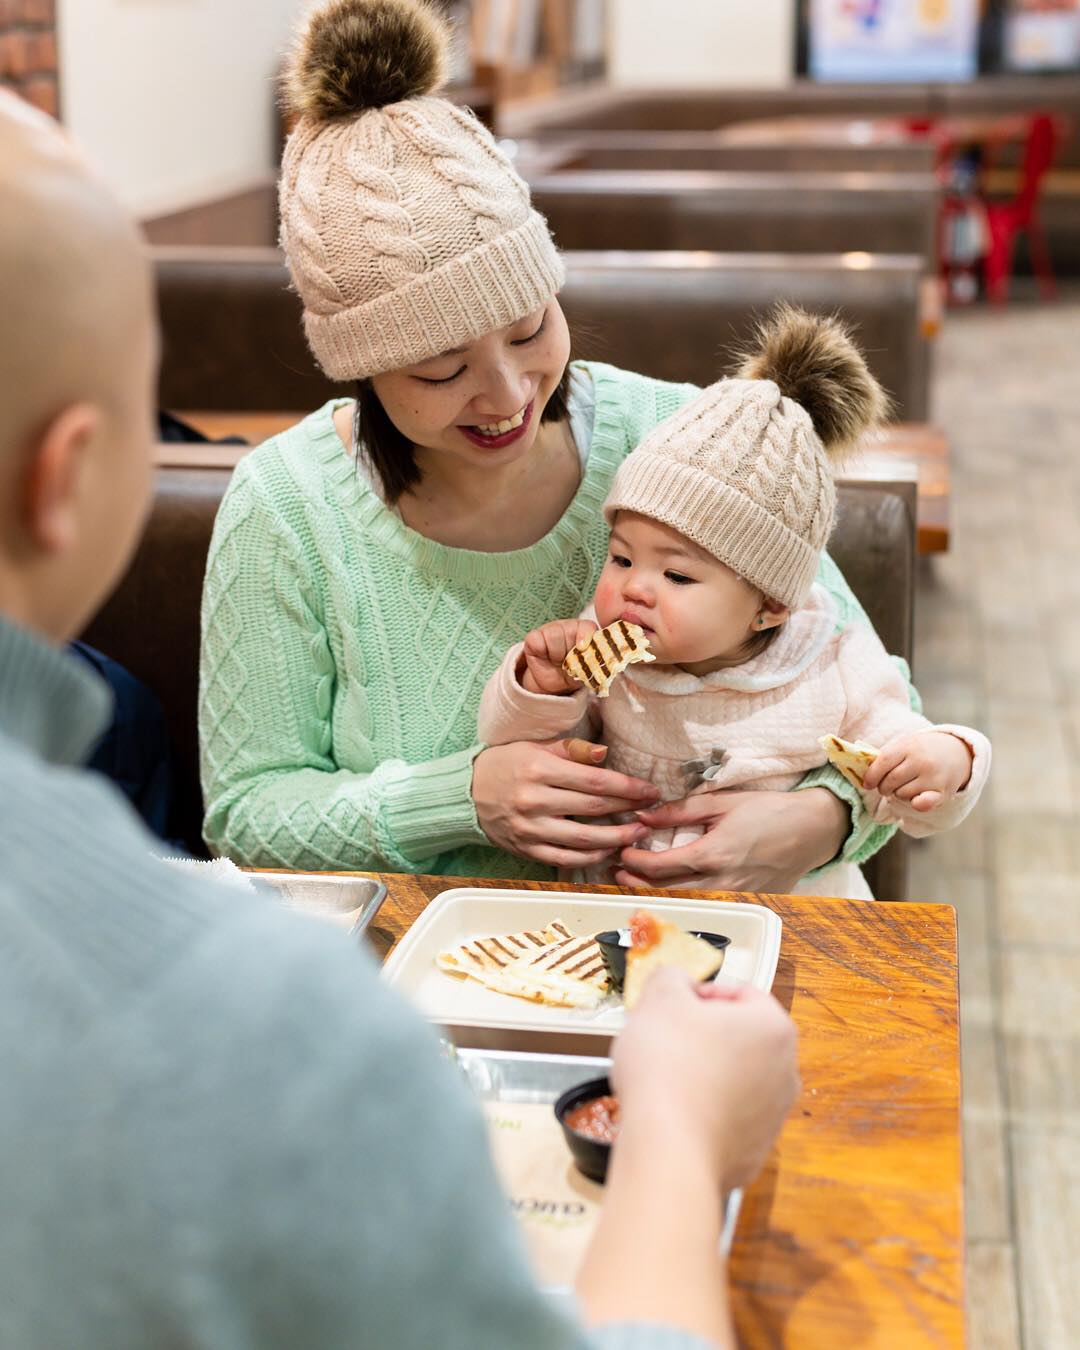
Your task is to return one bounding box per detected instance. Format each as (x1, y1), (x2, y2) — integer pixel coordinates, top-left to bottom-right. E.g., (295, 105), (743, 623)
(437, 926), (611, 1009)
(623, 910), (726, 1011)
(562, 620), (654, 698)
(818, 733), (879, 790)
(436, 920), (573, 979)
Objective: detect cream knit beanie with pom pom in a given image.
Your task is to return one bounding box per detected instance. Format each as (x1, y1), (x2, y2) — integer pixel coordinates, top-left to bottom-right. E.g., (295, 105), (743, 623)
(279, 0), (564, 380)
(604, 306), (888, 611)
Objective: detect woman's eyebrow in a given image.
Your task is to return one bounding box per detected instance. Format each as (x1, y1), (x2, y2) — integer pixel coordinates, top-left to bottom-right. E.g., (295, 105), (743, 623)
(416, 344), (467, 365)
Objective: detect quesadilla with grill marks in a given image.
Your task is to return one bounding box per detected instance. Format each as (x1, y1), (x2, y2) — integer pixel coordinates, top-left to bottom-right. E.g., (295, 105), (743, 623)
(623, 910), (726, 1011)
(437, 924), (611, 1009)
(562, 620), (654, 699)
(436, 920), (573, 980)
(818, 733), (879, 790)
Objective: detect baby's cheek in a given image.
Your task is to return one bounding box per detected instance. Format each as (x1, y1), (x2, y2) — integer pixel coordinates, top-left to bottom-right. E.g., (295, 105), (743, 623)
(593, 573), (620, 626)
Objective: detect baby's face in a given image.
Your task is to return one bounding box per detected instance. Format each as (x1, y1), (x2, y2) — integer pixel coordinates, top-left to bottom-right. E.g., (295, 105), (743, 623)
(594, 513), (781, 673)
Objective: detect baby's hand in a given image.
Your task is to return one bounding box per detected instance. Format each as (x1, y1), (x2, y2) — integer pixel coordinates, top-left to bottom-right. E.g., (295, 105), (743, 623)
(862, 731), (973, 812)
(519, 619), (598, 696)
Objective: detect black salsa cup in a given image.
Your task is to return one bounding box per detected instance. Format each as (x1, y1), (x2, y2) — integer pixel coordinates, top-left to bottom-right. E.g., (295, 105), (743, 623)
(554, 1076), (616, 1183)
(595, 928), (731, 994)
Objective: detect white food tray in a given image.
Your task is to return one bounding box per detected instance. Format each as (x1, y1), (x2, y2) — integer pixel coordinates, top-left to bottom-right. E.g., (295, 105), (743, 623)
(383, 888), (781, 1054)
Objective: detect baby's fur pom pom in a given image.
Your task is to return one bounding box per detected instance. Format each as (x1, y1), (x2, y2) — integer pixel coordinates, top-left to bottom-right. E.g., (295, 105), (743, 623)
(284, 0), (449, 122)
(738, 303), (888, 453)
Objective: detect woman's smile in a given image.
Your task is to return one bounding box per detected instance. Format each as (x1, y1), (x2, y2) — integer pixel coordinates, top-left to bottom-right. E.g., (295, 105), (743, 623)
(458, 399), (534, 449)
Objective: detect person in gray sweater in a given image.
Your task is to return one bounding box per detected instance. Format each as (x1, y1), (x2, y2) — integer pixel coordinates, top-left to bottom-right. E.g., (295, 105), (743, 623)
(0, 91), (799, 1349)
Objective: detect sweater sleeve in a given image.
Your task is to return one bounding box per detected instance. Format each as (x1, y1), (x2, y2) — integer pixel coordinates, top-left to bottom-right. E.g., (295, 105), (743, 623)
(835, 622), (992, 838)
(199, 464), (486, 873)
(478, 644), (593, 746)
(793, 552), (925, 873)
(176, 910), (721, 1350)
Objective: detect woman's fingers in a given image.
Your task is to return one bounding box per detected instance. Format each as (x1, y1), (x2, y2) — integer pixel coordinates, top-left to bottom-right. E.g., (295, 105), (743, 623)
(540, 816), (649, 851)
(531, 845), (616, 870)
(632, 791), (736, 829)
(528, 785), (657, 818)
(614, 840), (706, 882)
(564, 738), (608, 766)
(541, 745), (660, 805)
(612, 867), (667, 890)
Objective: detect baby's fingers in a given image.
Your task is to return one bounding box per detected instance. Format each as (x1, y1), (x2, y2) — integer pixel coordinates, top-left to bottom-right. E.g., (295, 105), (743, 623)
(525, 621), (576, 666)
(875, 760), (921, 799)
(910, 789), (944, 812)
(862, 743), (907, 792)
(549, 619), (598, 665)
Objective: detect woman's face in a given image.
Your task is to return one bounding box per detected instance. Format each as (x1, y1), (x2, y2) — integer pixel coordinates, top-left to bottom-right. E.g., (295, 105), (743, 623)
(369, 299), (570, 471)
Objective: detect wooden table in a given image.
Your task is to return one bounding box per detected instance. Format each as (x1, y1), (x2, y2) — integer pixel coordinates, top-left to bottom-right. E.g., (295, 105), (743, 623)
(159, 412), (951, 554)
(365, 872), (963, 1348)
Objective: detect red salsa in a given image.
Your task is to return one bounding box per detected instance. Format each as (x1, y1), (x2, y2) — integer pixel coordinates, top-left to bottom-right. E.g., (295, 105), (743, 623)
(566, 1094), (621, 1144)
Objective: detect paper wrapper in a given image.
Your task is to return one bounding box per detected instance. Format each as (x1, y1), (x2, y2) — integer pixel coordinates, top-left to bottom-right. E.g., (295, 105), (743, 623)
(483, 1101), (603, 1288)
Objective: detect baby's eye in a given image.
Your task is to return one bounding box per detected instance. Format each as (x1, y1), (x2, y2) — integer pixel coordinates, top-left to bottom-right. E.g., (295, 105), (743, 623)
(610, 553), (631, 568)
(665, 570), (695, 586)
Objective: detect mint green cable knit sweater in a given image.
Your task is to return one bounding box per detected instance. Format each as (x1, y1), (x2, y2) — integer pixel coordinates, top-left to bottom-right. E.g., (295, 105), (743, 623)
(200, 362), (908, 875)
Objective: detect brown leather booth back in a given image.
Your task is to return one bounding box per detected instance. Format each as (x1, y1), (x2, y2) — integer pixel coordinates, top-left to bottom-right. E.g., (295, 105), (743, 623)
(528, 171), (939, 263)
(528, 133), (936, 176)
(79, 472), (913, 899)
(500, 84), (940, 135)
(154, 247), (931, 419)
(500, 79), (1080, 169)
(558, 253), (929, 420)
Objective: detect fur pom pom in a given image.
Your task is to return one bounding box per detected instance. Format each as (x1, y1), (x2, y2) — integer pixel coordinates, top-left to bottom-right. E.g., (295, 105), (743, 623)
(284, 0), (449, 122)
(737, 303), (888, 453)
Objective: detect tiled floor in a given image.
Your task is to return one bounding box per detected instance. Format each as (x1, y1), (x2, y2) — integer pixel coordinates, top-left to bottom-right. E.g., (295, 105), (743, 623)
(908, 287), (1080, 1348)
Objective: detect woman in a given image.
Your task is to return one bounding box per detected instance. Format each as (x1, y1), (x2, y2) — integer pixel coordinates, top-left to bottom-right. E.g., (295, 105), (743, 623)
(198, 0), (912, 893)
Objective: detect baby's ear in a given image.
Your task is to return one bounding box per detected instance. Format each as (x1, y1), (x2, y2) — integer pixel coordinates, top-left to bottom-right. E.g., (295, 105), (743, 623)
(755, 601), (790, 632)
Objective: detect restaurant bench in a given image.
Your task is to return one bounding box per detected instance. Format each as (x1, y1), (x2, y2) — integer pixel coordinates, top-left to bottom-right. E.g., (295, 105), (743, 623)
(80, 468), (915, 900)
(527, 171), (939, 265)
(153, 246), (934, 420)
(515, 131), (936, 176)
(500, 76), (1080, 170)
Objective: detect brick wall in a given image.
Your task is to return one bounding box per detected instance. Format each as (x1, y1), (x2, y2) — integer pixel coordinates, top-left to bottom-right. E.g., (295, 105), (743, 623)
(0, 0), (58, 118)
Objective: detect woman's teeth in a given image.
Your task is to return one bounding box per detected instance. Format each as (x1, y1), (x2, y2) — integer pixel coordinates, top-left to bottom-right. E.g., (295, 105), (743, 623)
(472, 408), (526, 436)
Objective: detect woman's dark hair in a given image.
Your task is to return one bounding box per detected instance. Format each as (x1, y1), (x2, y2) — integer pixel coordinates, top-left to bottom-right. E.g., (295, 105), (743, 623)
(353, 362), (573, 505)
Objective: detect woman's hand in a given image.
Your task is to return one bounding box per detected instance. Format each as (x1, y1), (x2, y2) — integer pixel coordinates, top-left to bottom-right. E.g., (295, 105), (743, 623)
(612, 787), (849, 893)
(472, 738), (659, 870)
(519, 618), (597, 695)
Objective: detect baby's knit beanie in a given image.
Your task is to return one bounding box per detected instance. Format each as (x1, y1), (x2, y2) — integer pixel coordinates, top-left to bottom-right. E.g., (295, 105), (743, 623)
(603, 305), (887, 610)
(279, 0), (564, 380)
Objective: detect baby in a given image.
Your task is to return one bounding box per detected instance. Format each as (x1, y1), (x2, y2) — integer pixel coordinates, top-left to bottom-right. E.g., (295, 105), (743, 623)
(479, 306), (990, 899)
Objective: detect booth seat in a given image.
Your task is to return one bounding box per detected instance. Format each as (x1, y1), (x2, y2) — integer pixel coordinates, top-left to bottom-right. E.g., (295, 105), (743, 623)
(154, 246), (933, 420)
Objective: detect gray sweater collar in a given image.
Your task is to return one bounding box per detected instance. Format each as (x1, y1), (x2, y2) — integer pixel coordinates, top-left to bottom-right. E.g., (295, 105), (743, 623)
(0, 615), (112, 765)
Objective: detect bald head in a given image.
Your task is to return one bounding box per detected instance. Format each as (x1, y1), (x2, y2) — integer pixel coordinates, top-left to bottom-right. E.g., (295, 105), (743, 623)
(0, 94), (157, 638)
(0, 93), (153, 453)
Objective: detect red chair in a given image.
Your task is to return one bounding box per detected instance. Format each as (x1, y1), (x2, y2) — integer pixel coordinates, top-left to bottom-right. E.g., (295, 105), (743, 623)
(983, 113), (1059, 304)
